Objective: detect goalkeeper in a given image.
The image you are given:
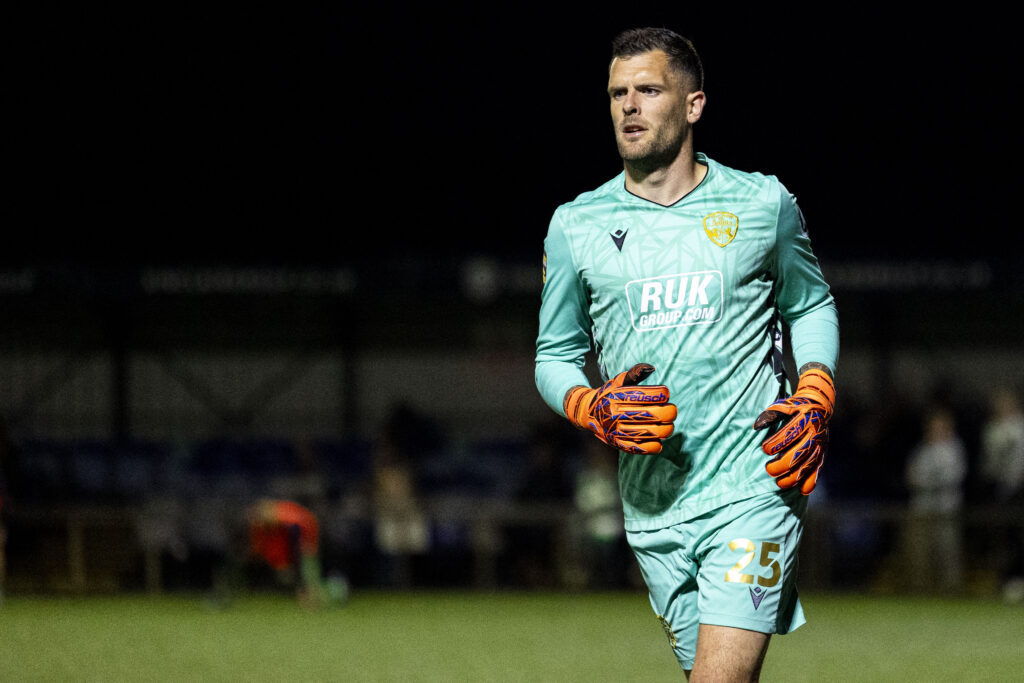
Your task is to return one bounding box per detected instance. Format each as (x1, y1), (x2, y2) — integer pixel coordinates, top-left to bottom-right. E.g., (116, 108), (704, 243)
(535, 27), (839, 679)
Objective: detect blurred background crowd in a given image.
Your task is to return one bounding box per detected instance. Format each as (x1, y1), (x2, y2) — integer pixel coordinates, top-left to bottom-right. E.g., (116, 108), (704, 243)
(0, 259), (1021, 604)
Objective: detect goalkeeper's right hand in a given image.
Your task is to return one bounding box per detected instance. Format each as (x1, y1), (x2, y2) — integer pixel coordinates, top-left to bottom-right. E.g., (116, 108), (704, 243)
(563, 363), (677, 455)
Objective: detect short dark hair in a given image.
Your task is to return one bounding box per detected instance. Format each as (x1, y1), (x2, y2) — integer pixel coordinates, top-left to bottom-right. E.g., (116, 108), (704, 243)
(610, 27), (704, 91)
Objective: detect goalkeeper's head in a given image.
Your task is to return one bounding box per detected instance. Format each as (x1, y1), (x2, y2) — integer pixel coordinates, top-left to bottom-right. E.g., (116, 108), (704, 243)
(607, 27), (706, 173)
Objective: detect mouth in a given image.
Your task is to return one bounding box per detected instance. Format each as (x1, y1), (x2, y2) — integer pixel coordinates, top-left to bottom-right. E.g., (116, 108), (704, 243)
(622, 123), (647, 139)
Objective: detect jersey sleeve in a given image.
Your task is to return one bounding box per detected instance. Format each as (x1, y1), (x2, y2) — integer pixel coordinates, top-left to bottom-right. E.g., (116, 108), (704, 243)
(535, 208), (593, 416)
(773, 187), (840, 374)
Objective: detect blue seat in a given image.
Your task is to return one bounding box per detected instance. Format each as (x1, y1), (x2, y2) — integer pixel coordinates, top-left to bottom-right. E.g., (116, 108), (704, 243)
(242, 439), (298, 478)
(112, 440), (170, 499)
(189, 438), (245, 480)
(17, 440), (72, 501)
(313, 438), (373, 493)
(68, 440), (117, 500)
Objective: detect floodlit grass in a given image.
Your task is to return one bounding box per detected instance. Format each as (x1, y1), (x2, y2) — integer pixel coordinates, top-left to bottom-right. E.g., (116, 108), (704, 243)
(1, 591), (1022, 681)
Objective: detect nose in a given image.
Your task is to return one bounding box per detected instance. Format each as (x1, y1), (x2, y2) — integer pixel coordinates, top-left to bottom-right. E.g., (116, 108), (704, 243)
(622, 89), (639, 116)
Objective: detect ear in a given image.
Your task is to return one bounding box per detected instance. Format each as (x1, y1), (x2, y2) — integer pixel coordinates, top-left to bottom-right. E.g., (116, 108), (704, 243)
(686, 90), (706, 124)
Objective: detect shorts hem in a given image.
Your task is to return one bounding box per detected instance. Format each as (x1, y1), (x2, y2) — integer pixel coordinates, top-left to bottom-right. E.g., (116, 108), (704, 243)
(699, 611), (799, 635)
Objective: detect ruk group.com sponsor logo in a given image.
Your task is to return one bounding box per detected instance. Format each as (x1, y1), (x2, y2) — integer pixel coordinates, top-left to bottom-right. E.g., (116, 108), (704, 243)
(625, 270), (723, 332)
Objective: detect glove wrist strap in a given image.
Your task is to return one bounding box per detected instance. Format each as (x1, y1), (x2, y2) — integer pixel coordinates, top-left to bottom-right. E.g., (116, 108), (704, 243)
(563, 385), (592, 428)
(796, 368), (836, 412)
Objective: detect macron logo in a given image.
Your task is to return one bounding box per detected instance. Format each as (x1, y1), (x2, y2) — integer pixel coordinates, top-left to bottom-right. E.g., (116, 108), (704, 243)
(610, 228), (628, 251)
(625, 270), (724, 332)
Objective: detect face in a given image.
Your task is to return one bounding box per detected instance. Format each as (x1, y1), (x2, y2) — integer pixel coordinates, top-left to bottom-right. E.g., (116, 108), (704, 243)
(607, 50), (703, 167)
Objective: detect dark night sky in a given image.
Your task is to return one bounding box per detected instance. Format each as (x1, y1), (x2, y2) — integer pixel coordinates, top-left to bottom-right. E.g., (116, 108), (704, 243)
(9, 5), (1020, 267)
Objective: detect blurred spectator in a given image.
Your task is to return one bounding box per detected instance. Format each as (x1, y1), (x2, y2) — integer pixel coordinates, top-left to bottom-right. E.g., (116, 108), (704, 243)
(370, 440), (430, 588)
(979, 386), (1024, 601)
(573, 438), (628, 589)
(903, 406), (968, 593)
(980, 387), (1024, 503)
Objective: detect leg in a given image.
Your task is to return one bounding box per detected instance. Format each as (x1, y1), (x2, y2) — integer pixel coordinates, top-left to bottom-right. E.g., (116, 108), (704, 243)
(690, 493), (806, 680)
(627, 525), (701, 671)
(690, 624), (770, 682)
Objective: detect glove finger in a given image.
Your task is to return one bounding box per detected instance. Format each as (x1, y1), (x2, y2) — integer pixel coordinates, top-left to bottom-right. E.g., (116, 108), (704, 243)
(780, 445), (823, 491)
(799, 465), (821, 495)
(773, 441), (824, 492)
(753, 408), (787, 431)
(612, 422), (674, 440)
(798, 429), (829, 495)
(599, 370), (630, 393)
(612, 385), (672, 405)
(774, 450), (815, 488)
(765, 432), (816, 477)
(760, 411), (816, 456)
(612, 436), (663, 455)
(607, 403), (677, 423)
(754, 398), (800, 429)
(624, 363), (656, 385)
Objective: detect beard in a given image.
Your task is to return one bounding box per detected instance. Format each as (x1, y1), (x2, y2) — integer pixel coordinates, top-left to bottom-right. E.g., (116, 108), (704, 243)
(616, 126), (686, 174)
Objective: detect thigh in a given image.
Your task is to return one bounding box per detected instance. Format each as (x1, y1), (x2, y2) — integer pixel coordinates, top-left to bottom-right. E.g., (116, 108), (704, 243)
(692, 623), (771, 681)
(628, 525), (700, 671)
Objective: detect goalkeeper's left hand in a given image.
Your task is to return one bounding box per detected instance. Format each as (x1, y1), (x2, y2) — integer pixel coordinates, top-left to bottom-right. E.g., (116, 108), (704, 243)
(753, 367), (835, 495)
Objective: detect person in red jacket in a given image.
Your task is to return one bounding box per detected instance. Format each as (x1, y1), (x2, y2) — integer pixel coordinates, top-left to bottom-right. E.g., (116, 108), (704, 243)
(206, 497), (347, 609)
(247, 498), (324, 604)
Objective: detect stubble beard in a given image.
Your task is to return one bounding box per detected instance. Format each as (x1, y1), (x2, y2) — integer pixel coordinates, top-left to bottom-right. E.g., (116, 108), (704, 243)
(617, 129), (685, 175)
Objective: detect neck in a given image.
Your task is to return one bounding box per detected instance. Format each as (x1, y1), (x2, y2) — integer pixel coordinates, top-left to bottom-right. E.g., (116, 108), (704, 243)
(623, 143), (706, 206)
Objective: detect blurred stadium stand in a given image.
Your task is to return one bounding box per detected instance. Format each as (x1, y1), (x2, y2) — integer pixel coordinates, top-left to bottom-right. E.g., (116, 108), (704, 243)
(1, 258), (1022, 596)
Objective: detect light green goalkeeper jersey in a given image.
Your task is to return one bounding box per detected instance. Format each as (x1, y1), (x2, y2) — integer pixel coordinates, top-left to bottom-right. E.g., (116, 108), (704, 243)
(535, 153), (839, 531)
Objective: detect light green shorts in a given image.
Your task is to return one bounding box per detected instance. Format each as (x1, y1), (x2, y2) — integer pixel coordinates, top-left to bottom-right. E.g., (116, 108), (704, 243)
(627, 490), (807, 670)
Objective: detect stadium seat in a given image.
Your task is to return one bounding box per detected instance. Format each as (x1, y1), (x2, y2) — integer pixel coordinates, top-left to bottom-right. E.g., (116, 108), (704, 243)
(111, 440), (170, 501)
(16, 439), (72, 501)
(68, 440), (117, 501)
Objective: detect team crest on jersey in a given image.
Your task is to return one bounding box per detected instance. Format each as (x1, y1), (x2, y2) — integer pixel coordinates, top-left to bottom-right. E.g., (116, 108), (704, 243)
(542, 252), (547, 284)
(703, 211), (738, 247)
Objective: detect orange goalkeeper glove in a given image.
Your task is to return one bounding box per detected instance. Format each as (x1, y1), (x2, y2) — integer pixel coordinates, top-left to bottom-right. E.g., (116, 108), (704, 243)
(563, 363), (677, 455)
(754, 367), (835, 495)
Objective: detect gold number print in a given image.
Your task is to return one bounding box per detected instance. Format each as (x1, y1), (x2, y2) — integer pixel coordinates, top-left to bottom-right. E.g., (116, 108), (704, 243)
(725, 539), (782, 586)
(725, 539), (756, 584)
(758, 542), (781, 587)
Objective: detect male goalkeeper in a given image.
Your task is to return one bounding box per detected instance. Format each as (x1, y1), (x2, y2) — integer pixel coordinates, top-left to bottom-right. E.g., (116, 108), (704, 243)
(535, 27), (838, 681)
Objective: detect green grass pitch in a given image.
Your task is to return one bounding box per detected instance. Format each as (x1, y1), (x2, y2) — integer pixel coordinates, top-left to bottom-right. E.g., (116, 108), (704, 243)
(2, 591), (1022, 681)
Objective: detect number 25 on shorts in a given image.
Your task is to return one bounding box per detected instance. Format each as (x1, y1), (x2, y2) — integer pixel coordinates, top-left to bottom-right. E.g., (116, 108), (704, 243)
(723, 539), (781, 587)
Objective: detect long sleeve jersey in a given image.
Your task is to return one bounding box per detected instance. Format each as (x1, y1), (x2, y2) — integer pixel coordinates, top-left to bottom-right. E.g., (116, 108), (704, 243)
(536, 154), (839, 530)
